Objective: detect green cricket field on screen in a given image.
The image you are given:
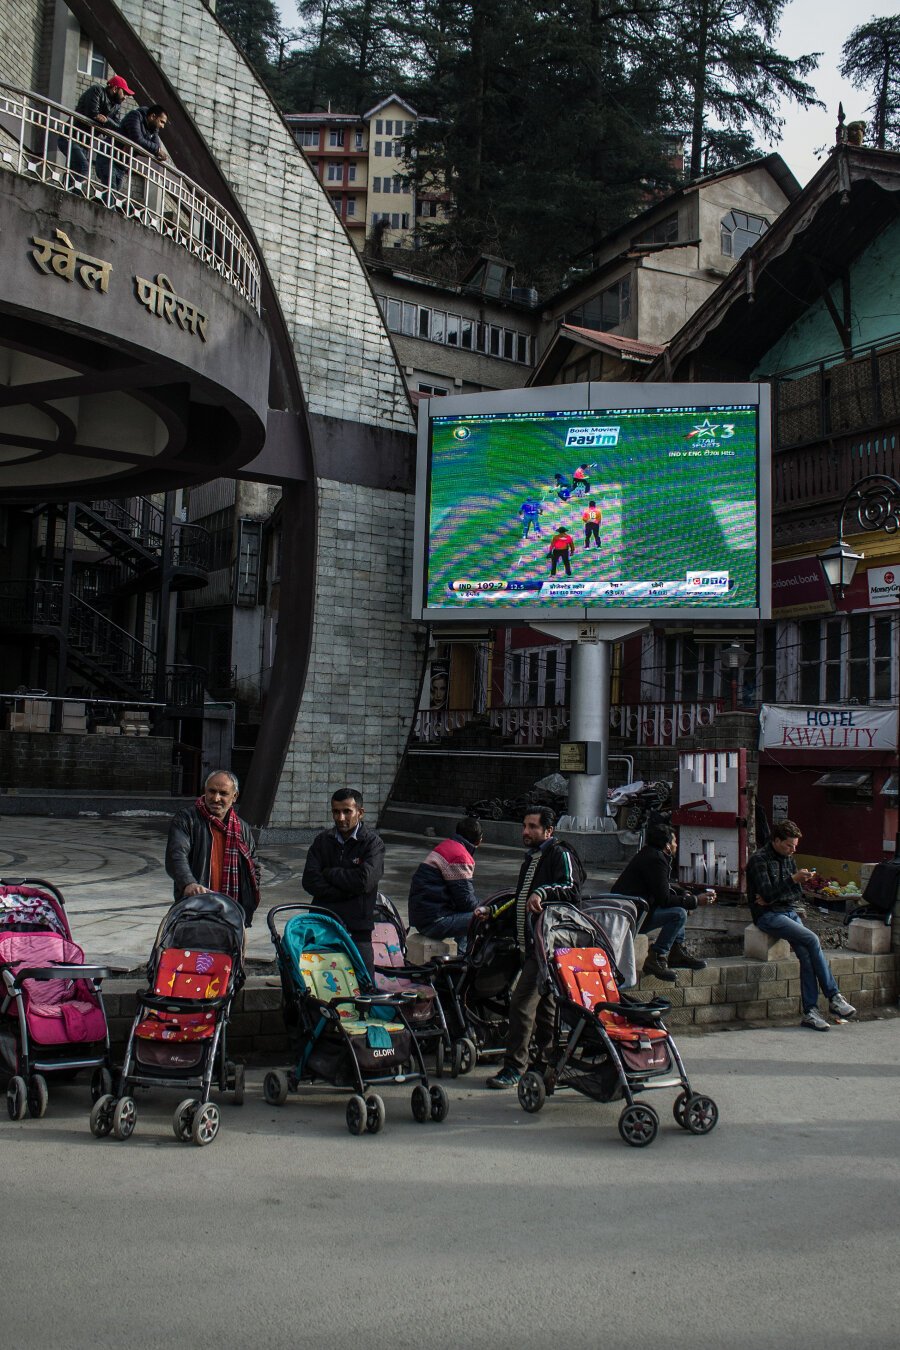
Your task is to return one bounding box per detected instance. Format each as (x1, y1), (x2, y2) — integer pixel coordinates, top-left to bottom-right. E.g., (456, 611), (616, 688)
(425, 404), (761, 612)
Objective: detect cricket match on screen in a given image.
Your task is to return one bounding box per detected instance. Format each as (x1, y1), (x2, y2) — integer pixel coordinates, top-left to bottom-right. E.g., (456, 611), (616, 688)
(424, 404), (761, 614)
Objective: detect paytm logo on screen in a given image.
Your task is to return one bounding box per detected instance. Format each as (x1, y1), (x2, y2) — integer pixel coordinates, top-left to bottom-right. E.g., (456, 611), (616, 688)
(565, 425), (620, 448)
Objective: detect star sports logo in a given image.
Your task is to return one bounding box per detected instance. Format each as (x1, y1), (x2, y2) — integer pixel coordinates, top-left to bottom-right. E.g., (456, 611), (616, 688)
(685, 418), (735, 448)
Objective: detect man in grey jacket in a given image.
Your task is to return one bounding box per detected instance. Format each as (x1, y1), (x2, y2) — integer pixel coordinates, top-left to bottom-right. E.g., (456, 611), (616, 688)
(165, 770), (260, 925)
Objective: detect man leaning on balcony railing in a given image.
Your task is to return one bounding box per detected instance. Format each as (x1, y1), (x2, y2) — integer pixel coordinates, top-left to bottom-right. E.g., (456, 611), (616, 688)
(56, 73), (134, 189)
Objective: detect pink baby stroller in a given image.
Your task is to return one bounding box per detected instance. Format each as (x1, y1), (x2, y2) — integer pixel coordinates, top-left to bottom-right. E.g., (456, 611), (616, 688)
(0, 878), (113, 1120)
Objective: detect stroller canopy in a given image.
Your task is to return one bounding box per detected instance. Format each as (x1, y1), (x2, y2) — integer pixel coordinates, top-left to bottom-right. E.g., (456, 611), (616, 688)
(282, 912), (376, 996)
(157, 892), (246, 961)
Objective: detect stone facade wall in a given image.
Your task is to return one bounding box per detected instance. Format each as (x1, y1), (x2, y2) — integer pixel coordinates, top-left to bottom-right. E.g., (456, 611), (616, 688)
(638, 950), (897, 1026)
(0, 0), (46, 91)
(0, 732), (173, 791)
(116, 0), (412, 433)
(113, 0), (421, 832)
(269, 478), (425, 831)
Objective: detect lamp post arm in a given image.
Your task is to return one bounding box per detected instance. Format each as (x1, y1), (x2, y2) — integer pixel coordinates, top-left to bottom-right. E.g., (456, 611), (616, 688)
(836, 473), (900, 541)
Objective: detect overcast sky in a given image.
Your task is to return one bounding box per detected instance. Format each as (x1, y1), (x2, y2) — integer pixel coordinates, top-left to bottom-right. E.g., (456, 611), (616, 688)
(273, 0), (895, 185)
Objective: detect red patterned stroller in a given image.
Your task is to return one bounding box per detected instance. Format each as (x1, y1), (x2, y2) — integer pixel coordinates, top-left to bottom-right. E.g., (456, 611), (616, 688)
(518, 900), (718, 1147)
(90, 890), (245, 1147)
(0, 878), (112, 1121)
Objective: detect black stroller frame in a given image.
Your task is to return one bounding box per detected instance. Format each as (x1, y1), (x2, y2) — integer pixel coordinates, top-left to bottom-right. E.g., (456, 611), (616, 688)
(1, 876), (114, 1120)
(264, 902), (450, 1134)
(517, 901), (719, 1147)
(371, 895), (462, 1076)
(428, 890), (521, 1066)
(89, 892), (246, 1147)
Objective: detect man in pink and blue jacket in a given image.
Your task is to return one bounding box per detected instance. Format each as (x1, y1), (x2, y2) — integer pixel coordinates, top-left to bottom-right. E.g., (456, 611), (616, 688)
(408, 817), (483, 953)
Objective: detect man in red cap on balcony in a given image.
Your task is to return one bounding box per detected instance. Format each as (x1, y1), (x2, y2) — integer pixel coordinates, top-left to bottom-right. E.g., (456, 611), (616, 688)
(58, 73), (135, 187)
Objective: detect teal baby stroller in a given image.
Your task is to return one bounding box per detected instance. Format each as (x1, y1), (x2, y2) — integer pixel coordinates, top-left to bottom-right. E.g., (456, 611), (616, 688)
(264, 904), (449, 1134)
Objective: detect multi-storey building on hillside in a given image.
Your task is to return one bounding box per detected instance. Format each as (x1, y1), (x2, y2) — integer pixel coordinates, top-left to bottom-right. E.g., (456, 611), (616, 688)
(284, 95), (449, 252)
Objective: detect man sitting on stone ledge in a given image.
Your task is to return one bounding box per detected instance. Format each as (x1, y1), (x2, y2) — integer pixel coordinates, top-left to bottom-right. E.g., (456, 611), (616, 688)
(611, 824), (716, 982)
(408, 817), (483, 954)
(746, 818), (856, 1031)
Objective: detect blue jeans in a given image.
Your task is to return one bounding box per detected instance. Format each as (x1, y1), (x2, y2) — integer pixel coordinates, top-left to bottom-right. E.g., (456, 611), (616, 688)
(755, 908), (838, 1012)
(419, 911), (474, 954)
(645, 906), (686, 955)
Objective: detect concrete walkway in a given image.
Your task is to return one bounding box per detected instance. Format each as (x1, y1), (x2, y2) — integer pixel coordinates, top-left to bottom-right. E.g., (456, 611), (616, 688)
(0, 814), (628, 969)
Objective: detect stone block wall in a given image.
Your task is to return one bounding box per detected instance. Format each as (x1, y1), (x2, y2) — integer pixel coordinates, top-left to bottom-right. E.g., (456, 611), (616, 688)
(638, 951), (897, 1026)
(268, 479), (425, 831)
(112, 0), (422, 832)
(0, 732), (173, 791)
(0, 0), (46, 91)
(98, 946), (898, 1062)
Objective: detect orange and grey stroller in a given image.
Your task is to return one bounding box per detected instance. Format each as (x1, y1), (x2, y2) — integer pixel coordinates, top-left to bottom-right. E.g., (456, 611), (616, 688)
(519, 900), (719, 1147)
(90, 891), (245, 1146)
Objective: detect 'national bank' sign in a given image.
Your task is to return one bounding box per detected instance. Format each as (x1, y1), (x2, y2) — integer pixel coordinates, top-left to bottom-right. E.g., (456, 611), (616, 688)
(760, 704), (898, 751)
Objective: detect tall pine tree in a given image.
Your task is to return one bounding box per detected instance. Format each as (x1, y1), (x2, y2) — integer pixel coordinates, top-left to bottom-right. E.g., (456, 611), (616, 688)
(841, 17), (900, 150)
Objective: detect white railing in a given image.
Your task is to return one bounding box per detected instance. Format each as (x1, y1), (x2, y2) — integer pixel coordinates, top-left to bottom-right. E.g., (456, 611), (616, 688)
(610, 701), (721, 747)
(0, 81), (261, 312)
(412, 709), (471, 743)
(412, 700), (723, 749)
(488, 706), (570, 745)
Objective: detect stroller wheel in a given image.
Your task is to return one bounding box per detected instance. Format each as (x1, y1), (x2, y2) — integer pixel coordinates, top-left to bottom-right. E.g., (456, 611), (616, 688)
(191, 1102), (220, 1146)
(112, 1096), (137, 1141)
(173, 1098), (197, 1142)
(7, 1075), (27, 1122)
(346, 1094), (367, 1135)
(673, 1091), (690, 1129)
(684, 1094), (719, 1135)
(410, 1084), (430, 1123)
(27, 1074), (48, 1119)
(89, 1093), (116, 1137)
(517, 1071), (546, 1115)
(91, 1067), (114, 1103)
(456, 1038), (477, 1076)
(429, 1084), (449, 1123)
(618, 1103), (659, 1148)
(365, 1094), (386, 1134)
(263, 1070), (289, 1106)
(231, 1064), (246, 1106)
(434, 1041), (445, 1078)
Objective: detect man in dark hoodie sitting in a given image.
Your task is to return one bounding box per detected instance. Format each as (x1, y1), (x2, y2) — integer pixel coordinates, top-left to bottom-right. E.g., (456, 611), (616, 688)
(408, 817), (483, 953)
(611, 823), (716, 982)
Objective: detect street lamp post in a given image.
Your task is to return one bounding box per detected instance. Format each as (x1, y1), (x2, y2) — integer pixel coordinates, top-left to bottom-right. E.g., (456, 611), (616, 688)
(816, 473), (900, 857)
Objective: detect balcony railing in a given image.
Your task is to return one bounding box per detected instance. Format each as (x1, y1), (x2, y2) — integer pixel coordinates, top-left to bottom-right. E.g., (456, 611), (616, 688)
(0, 81), (261, 312)
(412, 700), (722, 749)
(772, 337), (900, 450)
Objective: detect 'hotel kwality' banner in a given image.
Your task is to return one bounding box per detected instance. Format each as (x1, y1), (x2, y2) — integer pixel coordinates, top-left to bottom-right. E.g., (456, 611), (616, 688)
(760, 704), (898, 751)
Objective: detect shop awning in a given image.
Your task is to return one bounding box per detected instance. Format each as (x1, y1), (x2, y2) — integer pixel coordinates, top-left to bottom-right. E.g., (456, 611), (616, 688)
(812, 771), (872, 788)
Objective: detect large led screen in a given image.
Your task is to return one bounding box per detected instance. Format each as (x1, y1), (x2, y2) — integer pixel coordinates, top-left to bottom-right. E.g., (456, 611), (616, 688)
(415, 386), (770, 621)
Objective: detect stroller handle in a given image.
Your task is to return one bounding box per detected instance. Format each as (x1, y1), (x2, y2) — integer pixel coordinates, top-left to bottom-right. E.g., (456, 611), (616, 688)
(7, 963), (110, 989)
(0, 876), (67, 907)
(266, 900), (339, 940)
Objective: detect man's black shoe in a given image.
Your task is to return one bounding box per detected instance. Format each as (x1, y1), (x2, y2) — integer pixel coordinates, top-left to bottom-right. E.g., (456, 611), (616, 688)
(666, 941), (707, 971)
(642, 949), (677, 982)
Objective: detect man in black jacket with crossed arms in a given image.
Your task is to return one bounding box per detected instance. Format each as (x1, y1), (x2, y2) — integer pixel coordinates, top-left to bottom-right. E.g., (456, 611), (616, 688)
(476, 807), (583, 1089)
(301, 788), (385, 978)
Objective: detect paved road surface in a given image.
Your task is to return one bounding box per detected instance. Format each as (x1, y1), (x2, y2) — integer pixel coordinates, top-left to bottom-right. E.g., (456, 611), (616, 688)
(5, 1019), (898, 1349)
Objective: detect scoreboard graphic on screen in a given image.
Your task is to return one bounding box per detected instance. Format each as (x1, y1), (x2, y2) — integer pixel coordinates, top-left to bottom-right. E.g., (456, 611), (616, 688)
(411, 383), (771, 622)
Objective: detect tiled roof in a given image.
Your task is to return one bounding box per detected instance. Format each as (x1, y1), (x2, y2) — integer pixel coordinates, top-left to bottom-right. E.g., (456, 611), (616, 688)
(559, 325), (665, 359)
